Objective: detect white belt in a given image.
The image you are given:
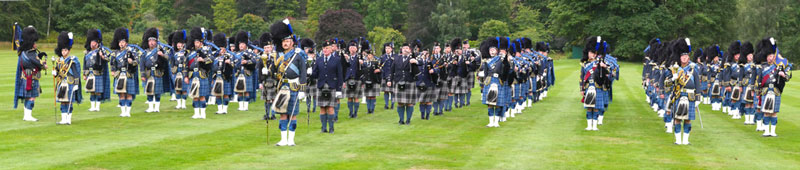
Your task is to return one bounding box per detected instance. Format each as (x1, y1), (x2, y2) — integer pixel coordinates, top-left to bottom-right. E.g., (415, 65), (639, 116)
(287, 78), (300, 84)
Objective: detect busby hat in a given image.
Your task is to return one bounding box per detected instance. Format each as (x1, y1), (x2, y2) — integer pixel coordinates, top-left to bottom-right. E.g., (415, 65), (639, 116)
(171, 30), (187, 48)
(84, 29), (102, 51)
(450, 38), (462, 50)
(300, 38), (315, 51)
(412, 39), (423, 50)
(259, 32), (272, 47)
(111, 27), (129, 50)
(480, 37), (499, 58)
(213, 33), (227, 50)
(55, 31), (74, 57)
(755, 37), (777, 64)
(270, 19), (295, 51)
(521, 38), (533, 49)
(140, 27), (159, 49)
(187, 27), (205, 50)
(18, 26), (39, 52)
(740, 41), (753, 63)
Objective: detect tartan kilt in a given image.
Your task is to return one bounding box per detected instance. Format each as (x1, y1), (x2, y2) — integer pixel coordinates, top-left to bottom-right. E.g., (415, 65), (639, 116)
(223, 80), (234, 96)
(191, 77), (211, 97)
(363, 82), (380, 97)
(514, 84), (523, 100)
(244, 74), (257, 93)
(393, 81), (417, 104)
(152, 76), (164, 95)
(460, 76), (471, 93)
(672, 93), (697, 120)
(16, 79), (40, 98)
(481, 82), (511, 106)
(418, 86), (437, 103)
(316, 88), (338, 107)
(584, 87), (607, 111)
(344, 80), (363, 98)
(761, 94), (781, 113)
(90, 72), (108, 93)
(467, 72), (476, 87)
(450, 77), (462, 94)
(437, 82), (450, 100)
(454, 76), (470, 94)
(382, 79), (393, 92)
(262, 87), (276, 101)
(306, 82), (318, 96)
(115, 76), (139, 95)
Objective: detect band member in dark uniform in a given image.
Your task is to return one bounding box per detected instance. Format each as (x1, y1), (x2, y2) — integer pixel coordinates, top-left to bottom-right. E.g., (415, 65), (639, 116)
(463, 40), (480, 106)
(312, 40), (344, 133)
(169, 30), (190, 109)
(432, 43), (449, 116)
(110, 27), (143, 117)
(270, 19), (308, 146)
(84, 29), (112, 112)
(361, 41), (381, 114)
(343, 39), (363, 118)
(14, 25), (48, 121)
(53, 31), (82, 125)
(756, 37), (791, 137)
(381, 43), (396, 110)
(417, 45), (437, 120)
(186, 27), (213, 119)
(140, 28), (172, 113)
(388, 43), (420, 124)
(259, 33), (279, 119)
(212, 33), (235, 114)
(233, 31), (259, 111)
(300, 38), (317, 114)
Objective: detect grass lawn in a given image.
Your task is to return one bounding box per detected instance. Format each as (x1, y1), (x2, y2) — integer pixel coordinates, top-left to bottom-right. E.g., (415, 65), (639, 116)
(1, 48), (799, 169)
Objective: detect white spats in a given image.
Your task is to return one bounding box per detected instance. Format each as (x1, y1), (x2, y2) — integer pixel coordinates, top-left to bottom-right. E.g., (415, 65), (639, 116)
(276, 131), (288, 146)
(674, 133), (682, 145)
(58, 113), (69, 125)
(770, 125), (777, 137)
(666, 123), (673, 133)
(145, 102), (154, 113)
(199, 108), (207, 119)
(487, 117), (493, 127)
(762, 125), (771, 136)
(598, 115), (604, 125)
(591, 119), (598, 131)
(585, 120), (593, 131)
(288, 131), (296, 146)
(682, 133), (690, 145)
(192, 108), (200, 119)
(22, 109), (38, 121)
(154, 102), (161, 112)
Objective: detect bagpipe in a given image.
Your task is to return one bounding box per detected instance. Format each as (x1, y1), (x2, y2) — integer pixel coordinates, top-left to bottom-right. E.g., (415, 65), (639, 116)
(114, 45), (144, 94)
(667, 64), (694, 119)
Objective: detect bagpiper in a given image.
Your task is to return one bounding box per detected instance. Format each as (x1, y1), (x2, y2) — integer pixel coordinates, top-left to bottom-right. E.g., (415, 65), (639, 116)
(361, 40), (381, 114)
(381, 42), (396, 110)
(110, 27), (143, 117)
(739, 42), (758, 125)
(389, 42), (420, 125)
(579, 36), (609, 131)
(417, 42), (438, 120)
(756, 37), (791, 137)
(53, 31), (82, 125)
(300, 38), (318, 115)
(270, 19), (308, 146)
(186, 27), (213, 119)
(479, 37), (512, 127)
(211, 33), (235, 114)
(84, 29), (112, 112)
(140, 28), (173, 113)
(169, 30), (190, 109)
(13, 25), (46, 121)
(725, 41), (743, 118)
(665, 38), (700, 145)
(232, 31), (259, 111)
(433, 42), (450, 116)
(343, 39), (363, 118)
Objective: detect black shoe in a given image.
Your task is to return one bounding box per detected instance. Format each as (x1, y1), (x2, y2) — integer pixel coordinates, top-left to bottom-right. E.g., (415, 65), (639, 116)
(405, 120), (411, 124)
(269, 115), (277, 120)
(262, 115), (269, 120)
(321, 128), (328, 133)
(329, 128), (334, 134)
(399, 120), (405, 125)
(384, 106), (389, 109)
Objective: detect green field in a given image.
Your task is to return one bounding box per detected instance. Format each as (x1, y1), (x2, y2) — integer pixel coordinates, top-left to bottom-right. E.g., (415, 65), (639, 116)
(1, 48), (799, 169)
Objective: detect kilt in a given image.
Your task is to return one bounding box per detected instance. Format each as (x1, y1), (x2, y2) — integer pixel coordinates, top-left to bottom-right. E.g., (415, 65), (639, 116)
(223, 80), (233, 95)
(481, 78), (510, 106)
(459, 76), (471, 94)
(761, 94), (781, 113)
(244, 73), (257, 93)
(16, 79), (40, 98)
(467, 71), (476, 87)
(189, 73), (210, 97)
(393, 81), (418, 104)
(89, 71), (108, 93)
(672, 93), (697, 120)
(115, 76), (139, 95)
(344, 80), (363, 98)
(306, 82), (318, 96)
(363, 82), (380, 97)
(514, 84), (523, 100)
(437, 82), (450, 100)
(65, 84), (81, 102)
(262, 87), (276, 101)
(278, 89), (301, 116)
(418, 86), (437, 103)
(316, 88), (338, 107)
(450, 77), (462, 94)
(382, 79), (393, 92)
(145, 76), (165, 95)
(584, 86), (607, 111)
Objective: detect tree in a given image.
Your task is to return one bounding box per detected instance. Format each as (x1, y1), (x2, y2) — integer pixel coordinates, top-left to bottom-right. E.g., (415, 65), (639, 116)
(315, 9), (367, 43)
(305, 0), (339, 38)
(363, 0), (407, 31)
(0, 0), (48, 40)
(478, 20), (510, 41)
(368, 26), (406, 53)
(186, 14), (213, 29)
(236, 0), (268, 19)
(52, 0), (132, 38)
(511, 5), (548, 42)
(266, 0), (299, 21)
(466, 0), (512, 39)
(429, 2), (470, 42)
(174, 0), (214, 28)
(232, 13), (268, 35)
(213, 0), (238, 33)
(405, 0), (437, 46)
